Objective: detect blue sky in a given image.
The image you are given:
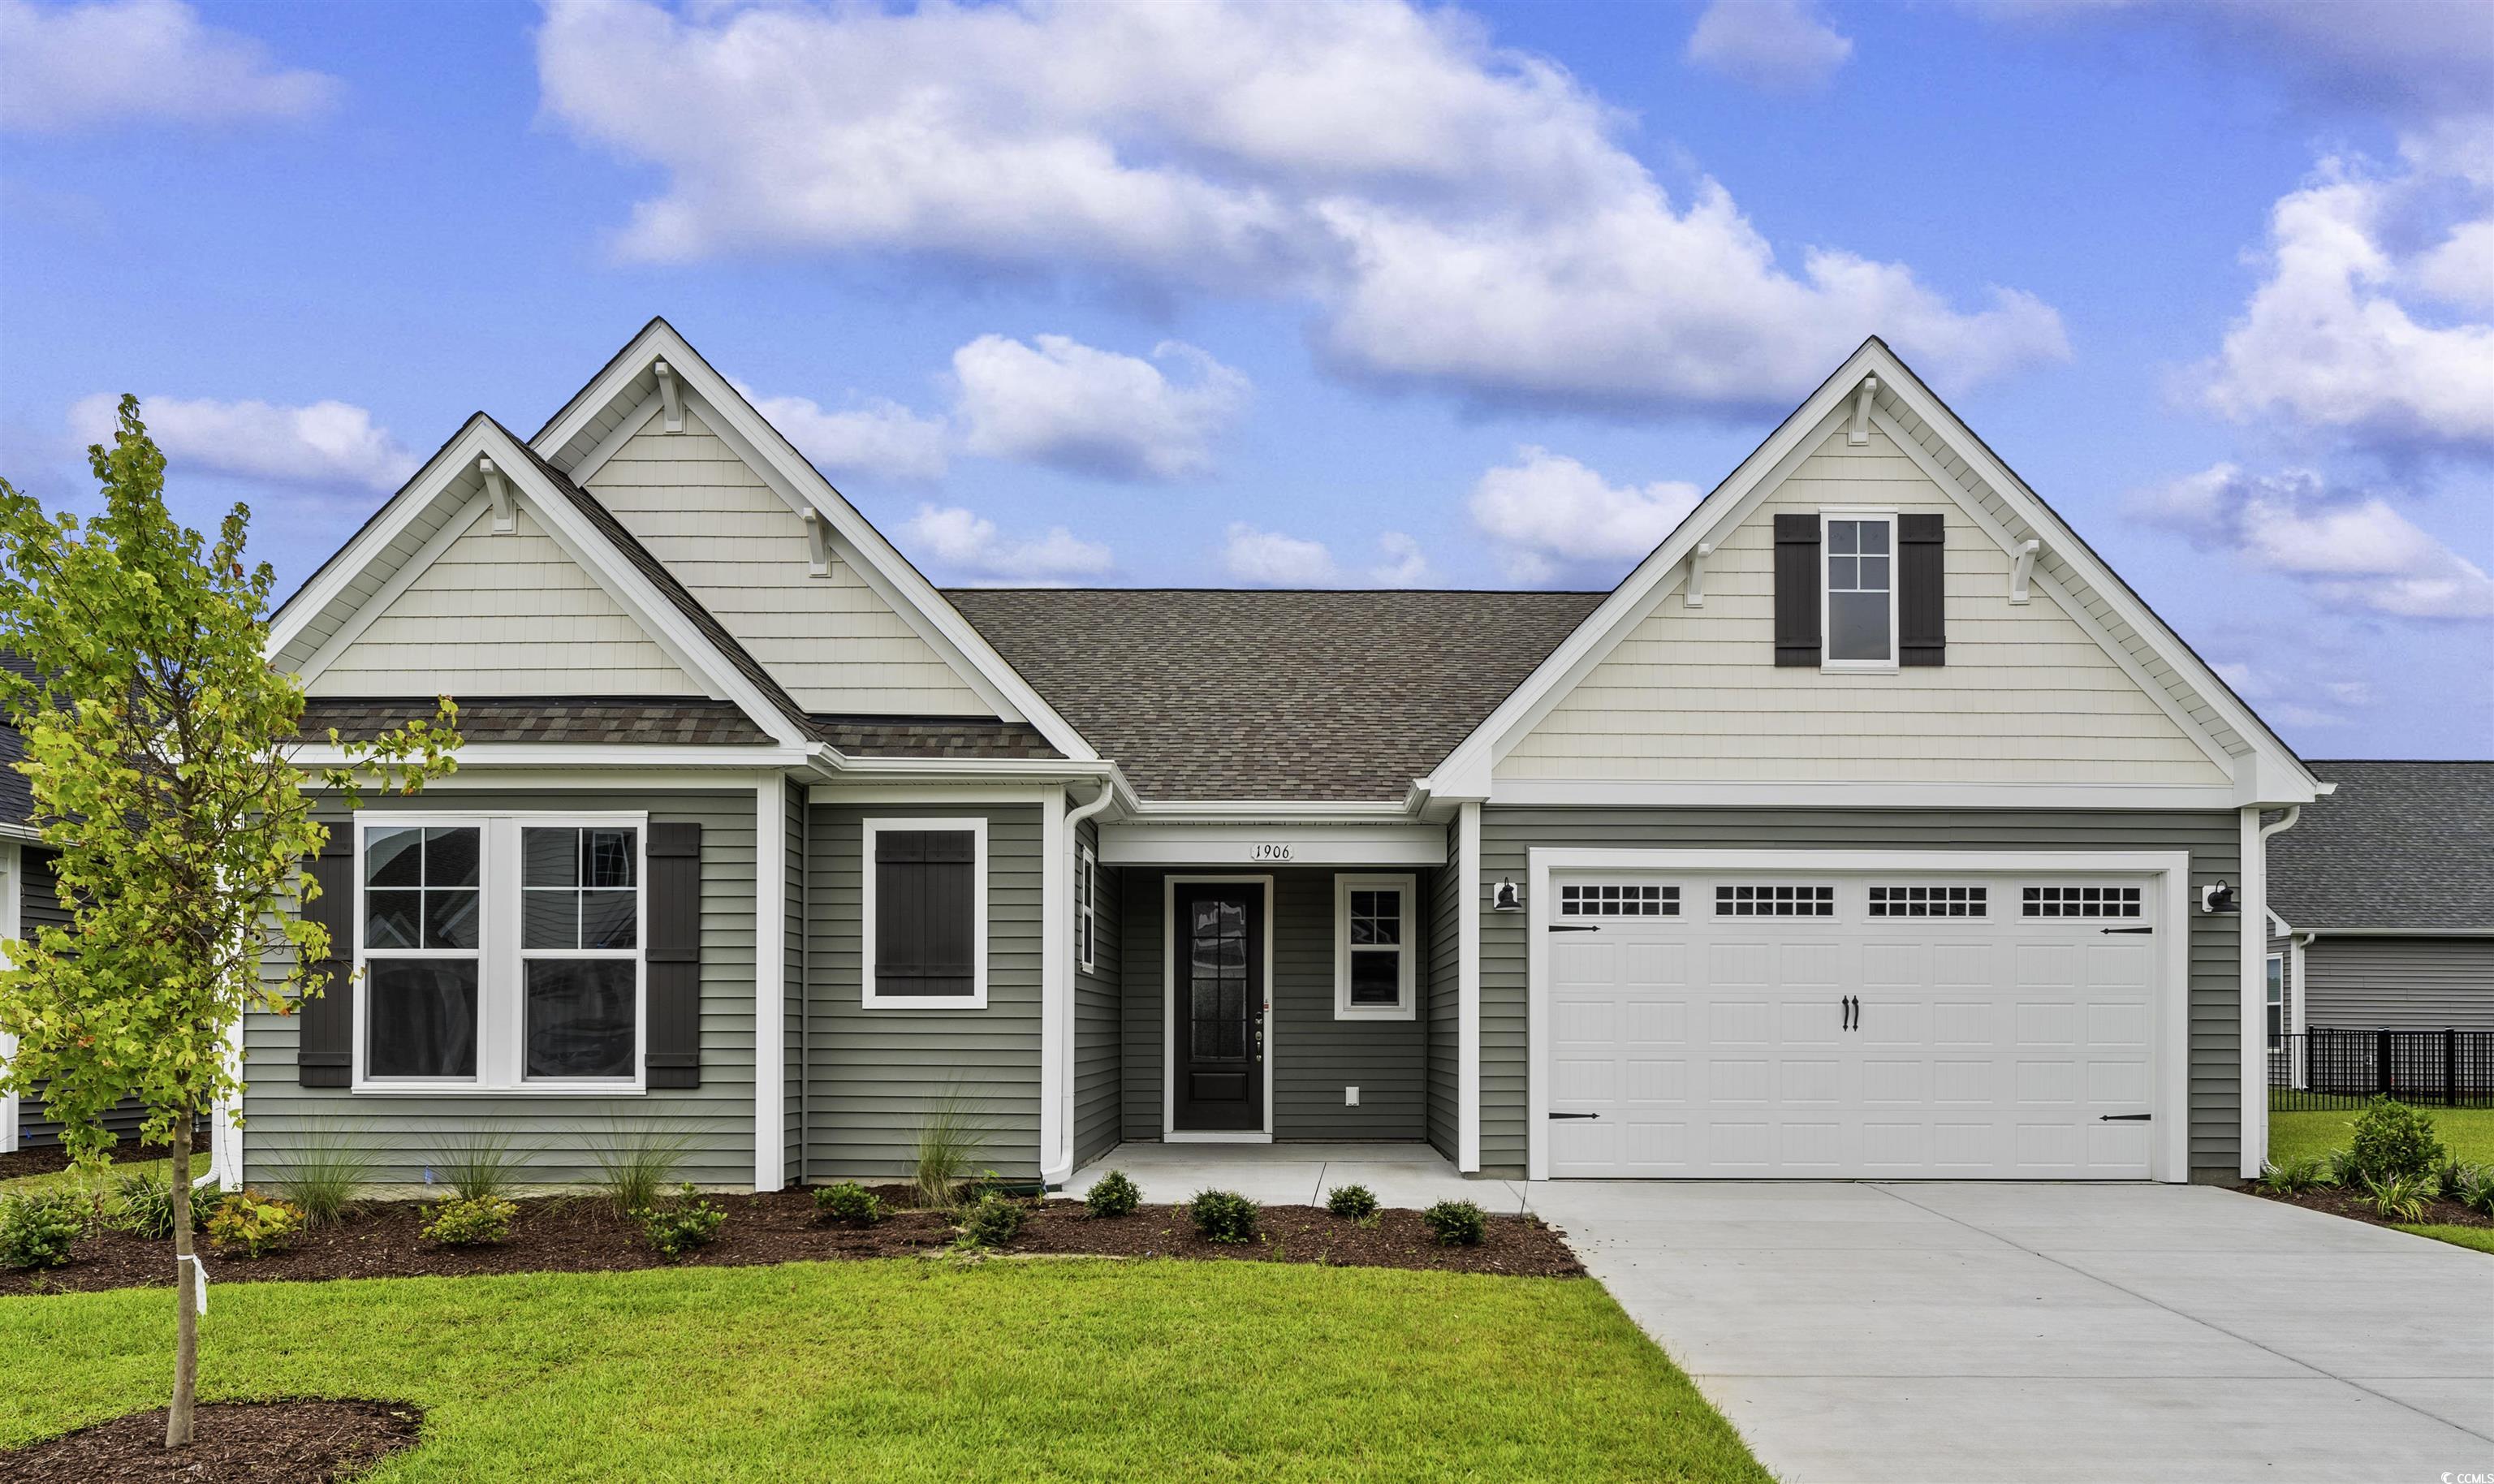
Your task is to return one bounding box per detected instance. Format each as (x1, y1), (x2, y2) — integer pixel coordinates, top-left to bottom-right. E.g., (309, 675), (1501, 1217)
(2, 0), (2488, 757)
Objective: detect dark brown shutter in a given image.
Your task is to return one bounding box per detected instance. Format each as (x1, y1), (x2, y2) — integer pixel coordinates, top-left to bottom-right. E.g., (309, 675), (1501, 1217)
(1898, 512), (1946, 667)
(1773, 512), (1821, 667)
(874, 829), (976, 998)
(296, 835), (356, 1087)
(645, 822), (702, 1088)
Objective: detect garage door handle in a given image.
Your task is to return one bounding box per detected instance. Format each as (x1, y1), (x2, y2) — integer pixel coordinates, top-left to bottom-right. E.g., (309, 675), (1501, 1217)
(2099, 1113), (2151, 1121)
(1548, 924), (1599, 933)
(2099, 926), (2153, 934)
(1548, 1111), (1599, 1120)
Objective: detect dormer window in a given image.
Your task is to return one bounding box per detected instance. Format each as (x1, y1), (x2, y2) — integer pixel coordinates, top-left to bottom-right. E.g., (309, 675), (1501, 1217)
(1823, 515), (1896, 667)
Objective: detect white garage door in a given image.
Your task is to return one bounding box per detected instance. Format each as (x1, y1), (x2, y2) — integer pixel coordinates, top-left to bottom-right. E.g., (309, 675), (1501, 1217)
(1545, 873), (2159, 1179)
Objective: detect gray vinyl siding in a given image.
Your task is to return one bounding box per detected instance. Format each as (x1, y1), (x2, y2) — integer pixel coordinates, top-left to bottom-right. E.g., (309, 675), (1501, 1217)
(783, 778), (806, 1184)
(1426, 820), (1461, 1162)
(1119, 868), (1428, 1141)
(2304, 938), (2494, 1032)
(14, 845), (153, 1149)
(1074, 817), (1122, 1167)
(805, 803), (1042, 1181)
(240, 789), (759, 1188)
(1477, 807), (2245, 1181)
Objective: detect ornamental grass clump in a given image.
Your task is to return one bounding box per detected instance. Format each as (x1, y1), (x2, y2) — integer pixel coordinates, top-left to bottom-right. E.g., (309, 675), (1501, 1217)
(1085, 1169), (1141, 1219)
(421, 1196), (517, 1248)
(2255, 1157), (2329, 1197)
(0, 1188), (88, 1270)
(106, 1168), (184, 1240)
(2364, 1171), (2437, 1225)
(274, 1121), (376, 1229)
(2449, 1163), (2494, 1216)
(1325, 1184), (1380, 1222)
(435, 1132), (532, 1206)
(590, 1124), (690, 1219)
(1422, 1199), (1487, 1247)
(813, 1181), (886, 1226)
(1186, 1189), (1260, 1245)
(912, 1095), (984, 1210)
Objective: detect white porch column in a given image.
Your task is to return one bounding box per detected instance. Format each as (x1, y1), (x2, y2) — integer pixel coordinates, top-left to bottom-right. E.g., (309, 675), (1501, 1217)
(1040, 787), (1072, 1187)
(753, 774), (788, 1192)
(2239, 806), (2268, 1180)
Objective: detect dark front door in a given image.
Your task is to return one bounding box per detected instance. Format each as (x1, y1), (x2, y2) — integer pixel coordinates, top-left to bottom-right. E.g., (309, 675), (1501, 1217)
(1172, 882), (1264, 1132)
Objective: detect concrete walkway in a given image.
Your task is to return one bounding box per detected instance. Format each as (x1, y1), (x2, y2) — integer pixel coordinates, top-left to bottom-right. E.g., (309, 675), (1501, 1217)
(1067, 1141), (1520, 1210)
(1525, 1180), (2494, 1484)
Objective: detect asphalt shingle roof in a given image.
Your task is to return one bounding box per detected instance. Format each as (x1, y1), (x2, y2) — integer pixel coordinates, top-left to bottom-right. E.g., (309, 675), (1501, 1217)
(809, 716), (1059, 760)
(944, 588), (1604, 801)
(300, 697), (772, 748)
(2271, 761), (2494, 933)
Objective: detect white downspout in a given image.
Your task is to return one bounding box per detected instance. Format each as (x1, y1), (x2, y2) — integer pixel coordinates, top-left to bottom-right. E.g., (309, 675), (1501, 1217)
(1052, 784), (1114, 1186)
(2243, 805), (2301, 1179)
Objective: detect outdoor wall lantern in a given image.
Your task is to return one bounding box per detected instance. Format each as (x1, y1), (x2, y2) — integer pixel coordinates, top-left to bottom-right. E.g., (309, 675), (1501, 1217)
(2200, 880), (2237, 914)
(1491, 878), (1524, 912)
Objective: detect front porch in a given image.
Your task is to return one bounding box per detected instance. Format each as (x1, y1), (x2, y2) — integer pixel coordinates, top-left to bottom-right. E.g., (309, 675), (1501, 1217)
(1067, 1140), (1519, 1210)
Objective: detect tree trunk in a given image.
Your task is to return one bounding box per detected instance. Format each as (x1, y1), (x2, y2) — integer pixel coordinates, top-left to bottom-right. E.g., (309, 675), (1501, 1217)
(166, 1114), (197, 1449)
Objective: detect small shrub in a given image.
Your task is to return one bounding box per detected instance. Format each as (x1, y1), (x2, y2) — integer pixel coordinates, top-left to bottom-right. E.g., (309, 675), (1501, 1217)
(1325, 1184), (1380, 1221)
(960, 1193), (1025, 1249)
(1085, 1169), (1141, 1219)
(2365, 1170), (2437, 1224)
(274, 1123), (376, 1229)
(634, 1184), (725, 1259)
(1422, 1199), (1487, 1247)
(0, 1189), (88, 1270)
(205, 1191), (304, 1258)
(2450, 1163), (2494, 1217)
(2255, 1158), (2329, 1197)
(435, 1132), (532, 1205)
(2347, 1097), (2446, 1185)
(106, 1168), (179, 1240)
(1186, 1188), (1260, 1245)
(421, 1195), (517, 1247)
(2324, 1146), (2362, 1187)
(590, 1125), (690, 1219)
(813, 1181), (886, 1226)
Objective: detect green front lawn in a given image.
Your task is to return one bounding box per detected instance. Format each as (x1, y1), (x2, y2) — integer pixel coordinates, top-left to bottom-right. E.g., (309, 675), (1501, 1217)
(2269, 1106), (2494, 1167)
(0, 1259), (1771, 1482)
(0, 1158), (168, 1199)
(2394, 1224), (2494, 1255)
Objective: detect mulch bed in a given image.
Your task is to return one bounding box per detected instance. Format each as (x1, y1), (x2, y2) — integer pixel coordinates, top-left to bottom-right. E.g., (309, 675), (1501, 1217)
(0, 1141), (172, 1184)
(0, 1400), (421, 1483)
(2246, 1183), (2494, 1235)
(1, 1187), (1580, 1296)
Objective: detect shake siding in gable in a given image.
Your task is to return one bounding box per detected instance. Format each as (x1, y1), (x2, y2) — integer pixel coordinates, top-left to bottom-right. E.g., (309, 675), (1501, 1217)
(1475, 808), (2245, 1180)
(1504, 427), (2228, 785)
(587, 411), (994, 717)
(307, 506), (695, 697)
(804, 803), (1042, 1180)
(240, 790), (757, 1188)
(1073, 815), (1123, 1167)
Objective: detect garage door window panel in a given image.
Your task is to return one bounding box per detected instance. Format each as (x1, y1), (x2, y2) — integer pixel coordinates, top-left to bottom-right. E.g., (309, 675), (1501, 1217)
(1716, 884), (1836, 917)
(1869, 885), (1988, 918)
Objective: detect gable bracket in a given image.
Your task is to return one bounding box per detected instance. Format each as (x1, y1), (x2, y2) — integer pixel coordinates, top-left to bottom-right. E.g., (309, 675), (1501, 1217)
(801, 508), (833, 580)
(478, 457), (515, 535)
(2009, 539), (2041, 605)
(1847, 375), (1879, 446)
(654, 359), (683, 434)
(1685, 541), (1714, 609)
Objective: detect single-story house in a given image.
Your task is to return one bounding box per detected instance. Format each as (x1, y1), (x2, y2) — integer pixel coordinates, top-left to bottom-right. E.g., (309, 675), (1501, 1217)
(2267, 760), (2494, 1037)
(188, 321), (2319, 1193)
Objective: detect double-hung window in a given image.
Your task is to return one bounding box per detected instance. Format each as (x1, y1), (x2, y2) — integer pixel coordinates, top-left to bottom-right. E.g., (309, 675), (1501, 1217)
(355, 813), (645, 1091)
(1335, 874), (1415, 1020)
(2266, 954), (2285, 1045)
(864, 818), (988, 1008)
(1823, 513), (1896, 667)
(1076, 843), (1097, 974)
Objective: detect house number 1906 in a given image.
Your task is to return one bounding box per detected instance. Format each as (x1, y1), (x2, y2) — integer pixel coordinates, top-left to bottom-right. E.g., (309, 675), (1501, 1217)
(1250, 843), (1293, 861)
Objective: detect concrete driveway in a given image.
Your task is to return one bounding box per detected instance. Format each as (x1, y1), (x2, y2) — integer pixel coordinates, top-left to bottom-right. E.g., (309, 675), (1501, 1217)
(1526, 1181), (2494, 1484)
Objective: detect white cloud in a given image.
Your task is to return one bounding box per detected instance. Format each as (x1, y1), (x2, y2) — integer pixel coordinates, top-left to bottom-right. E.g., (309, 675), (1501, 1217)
(69, 392), (417, 494)
(2129, 464), (2494, 620)
(1220, 524), (1339, 585)
(2199, 128), (2494, 449)
(952, 334), (1250, 481)
(904, 504), (1112, 585)
(733, 382), (948, 482)
(1470, 446), (1703, 583)
(536, 0), (2065, 413)
(1368, 532), (1432, 587)
(1685, 0), (1853, 92)
(0, 0), (338, 132)
(2211, 659), (2371, 730)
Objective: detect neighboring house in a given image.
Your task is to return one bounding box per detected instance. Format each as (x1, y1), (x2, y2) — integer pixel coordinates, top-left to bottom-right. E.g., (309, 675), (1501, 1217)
(213, 322), (2319, 1194)
(2267, 761), (2494, 1037)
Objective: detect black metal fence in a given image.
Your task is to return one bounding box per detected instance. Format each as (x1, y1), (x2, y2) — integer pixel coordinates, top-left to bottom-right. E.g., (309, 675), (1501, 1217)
(2267, 1028), (2494, 1111)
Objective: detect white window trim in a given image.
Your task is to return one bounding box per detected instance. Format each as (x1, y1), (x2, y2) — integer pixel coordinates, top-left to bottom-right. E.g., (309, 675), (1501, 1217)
(352, 811), (649, 1096)
(1819, 507), (1899, 672)
(1334, 872), (1417, 1022)
(1076, 843), (1097, 974)
(861, 816), (990, 1011)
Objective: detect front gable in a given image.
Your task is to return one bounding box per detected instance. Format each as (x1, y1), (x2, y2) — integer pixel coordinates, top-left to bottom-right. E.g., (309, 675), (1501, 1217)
(1503, 422), (2230, 787)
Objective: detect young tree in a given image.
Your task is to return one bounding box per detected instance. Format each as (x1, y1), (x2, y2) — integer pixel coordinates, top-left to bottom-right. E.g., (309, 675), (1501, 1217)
(0, 397), (459, 1447)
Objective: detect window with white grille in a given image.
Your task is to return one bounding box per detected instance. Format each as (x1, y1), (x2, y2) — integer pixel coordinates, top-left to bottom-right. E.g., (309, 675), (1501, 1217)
(1715, 884), (1836, 917)
(2022, 885), (2142, 918)
(1558, 883), (1678, 917)
(1867, 885), (1987, 918)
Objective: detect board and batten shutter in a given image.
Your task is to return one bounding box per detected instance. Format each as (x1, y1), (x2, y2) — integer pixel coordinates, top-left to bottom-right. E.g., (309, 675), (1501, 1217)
(1772, 512), (1821, 667)
(874, 830), (976, 998)
(296, 835), (356, 1087)
(1898, 512), (1946, 667)
(645, 822), (702, 1089)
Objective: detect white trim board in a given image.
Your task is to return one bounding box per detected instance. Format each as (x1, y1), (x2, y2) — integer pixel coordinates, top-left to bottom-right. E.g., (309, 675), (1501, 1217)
(1160, 874), (1276, 1139)
(1100, 822), (1446, 867)
(753, 774), (787, 1192)
(1520, 847), (2194, 1184)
